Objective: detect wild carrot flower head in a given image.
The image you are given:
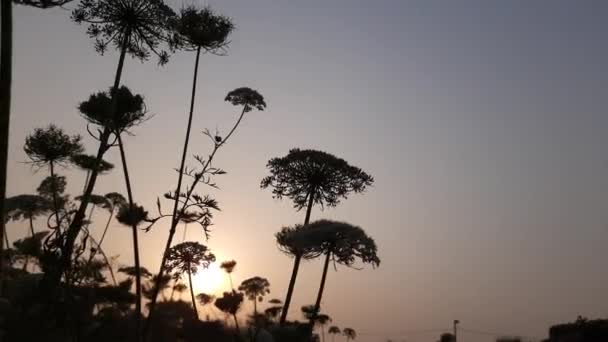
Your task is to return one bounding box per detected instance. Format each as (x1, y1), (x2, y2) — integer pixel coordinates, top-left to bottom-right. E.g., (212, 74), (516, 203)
(72, 0), (176, 65)
(225, 87), (267, 112)
(169, 6), (235, 54)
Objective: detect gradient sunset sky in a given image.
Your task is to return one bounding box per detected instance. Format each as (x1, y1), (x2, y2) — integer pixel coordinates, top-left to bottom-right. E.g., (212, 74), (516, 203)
(6, 1), (608, 341)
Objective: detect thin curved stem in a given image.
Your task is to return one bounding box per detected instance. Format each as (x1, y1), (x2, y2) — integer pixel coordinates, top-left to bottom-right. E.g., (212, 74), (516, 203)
(280, 188), (315, 325)
(116, 132), (143, 339)
(57, 27), (131, 293)
(145, 46), (201, 336)
(188, 267), (198, 319)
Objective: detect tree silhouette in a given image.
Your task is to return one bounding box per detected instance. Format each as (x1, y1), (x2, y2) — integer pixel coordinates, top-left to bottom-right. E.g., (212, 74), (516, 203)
(328, 326), (341, 342)
(166, 242), (216, 318)
(262, 148), (373, 324)
(146, 87), (265, 331)
(215, 290), (244, 332)
(343, 327), (357, 341)
(238, 276), (270, 317)
(303, 220), (380, 327)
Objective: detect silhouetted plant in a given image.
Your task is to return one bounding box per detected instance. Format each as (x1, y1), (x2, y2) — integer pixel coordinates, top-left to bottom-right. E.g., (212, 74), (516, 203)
(59, 5), (174, 329)
(262, 148), (373, 324)
(343, 328), (357, 341)
(143, 273), (172, 304)
(316, 314), (332, 342)
(11, 231), (49, 271)
(171, 282), (188, 301)
(94, 192), (126, 255)
(146, 87), (265, 330)
(0, 0), (76, 292)
(4, 194), (51, 237)
(119, 266), (153, 279)
(166, 241), (216, 318)
(71, 153), (114, 190)
(76, 193), (117, 285)
(196, 292), (216, 320)
(220, 260), (237, 290)
(238, 276), (270, 317)
(328, 326), (341, 342)
(80, 85), (151, 324)
(264, 298), (283, 322)
(24, 125), (83, 229)
(215, 290), (244, 332)
(301, 304), (319, 321)
(301, 220), (379, 327)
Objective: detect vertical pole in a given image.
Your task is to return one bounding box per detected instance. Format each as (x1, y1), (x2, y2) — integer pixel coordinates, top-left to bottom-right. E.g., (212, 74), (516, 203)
(453, 319), (459, 342)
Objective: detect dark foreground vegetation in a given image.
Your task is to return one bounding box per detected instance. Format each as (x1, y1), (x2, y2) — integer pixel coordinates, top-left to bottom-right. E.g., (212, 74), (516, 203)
(0, 1), (379, 341)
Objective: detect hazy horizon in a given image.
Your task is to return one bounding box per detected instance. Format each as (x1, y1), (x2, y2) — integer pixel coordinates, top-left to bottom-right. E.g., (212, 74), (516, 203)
(5, 1), (608, 341)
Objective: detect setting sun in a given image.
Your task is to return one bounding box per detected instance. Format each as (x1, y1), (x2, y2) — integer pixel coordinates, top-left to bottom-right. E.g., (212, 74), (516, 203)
(191, 263), (227, 295)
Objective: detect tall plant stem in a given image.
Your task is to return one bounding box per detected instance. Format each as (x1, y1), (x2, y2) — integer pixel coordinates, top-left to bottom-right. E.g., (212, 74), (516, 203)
(48, 162), (63, 229)
(116, 132), (143, 340)
(144, 46), (201, 336)
(0, 0), (13, 296)
(280, 188), (316, 325)
(310, 249), (331, 327)
(144, 96), (250, 340)
(187, 265), (198, 319)
(22, 216), (36, 271)
(58, 28), (131, 288)
(89, 206), (114, 261)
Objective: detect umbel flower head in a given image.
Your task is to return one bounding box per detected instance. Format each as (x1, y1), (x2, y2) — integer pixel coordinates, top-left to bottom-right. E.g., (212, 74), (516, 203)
(24, 125), (84, 167)
(261, 149), (374, 210)
(116, 203), (149, 226)
(71, 153), (114, 173)
(78, 86), (148, 134)
(225, 87), (267, 112)
(72, 0), (176, 64)
(166, 242), (216, 278)
(169, 6), (235, 54)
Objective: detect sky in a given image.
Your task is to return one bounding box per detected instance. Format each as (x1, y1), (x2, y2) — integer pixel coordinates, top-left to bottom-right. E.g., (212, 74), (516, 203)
(6, 0), (608, 341)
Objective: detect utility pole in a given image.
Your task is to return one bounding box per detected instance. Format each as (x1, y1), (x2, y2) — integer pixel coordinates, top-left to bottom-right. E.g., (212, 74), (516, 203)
(453, 320), (459, 342)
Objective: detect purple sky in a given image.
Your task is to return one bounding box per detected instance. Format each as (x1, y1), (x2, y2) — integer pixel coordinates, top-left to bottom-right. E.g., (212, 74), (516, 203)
(6, 1), (608, 341)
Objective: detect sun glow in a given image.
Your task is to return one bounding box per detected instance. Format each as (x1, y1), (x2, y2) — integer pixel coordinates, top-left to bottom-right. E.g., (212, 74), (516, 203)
(191, 263), (226, 295)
